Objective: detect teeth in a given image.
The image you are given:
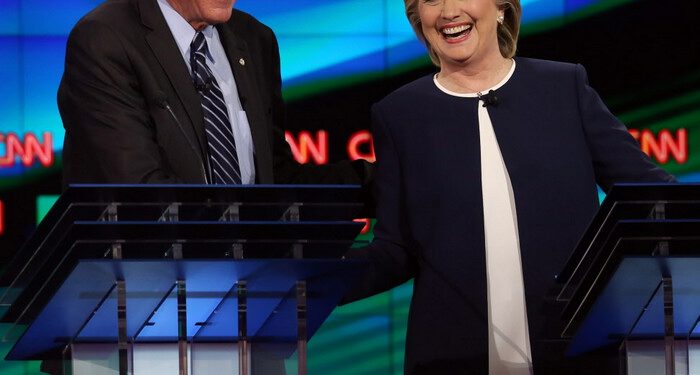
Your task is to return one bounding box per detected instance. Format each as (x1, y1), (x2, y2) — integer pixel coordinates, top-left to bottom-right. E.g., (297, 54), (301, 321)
(442, 25), (471, 35)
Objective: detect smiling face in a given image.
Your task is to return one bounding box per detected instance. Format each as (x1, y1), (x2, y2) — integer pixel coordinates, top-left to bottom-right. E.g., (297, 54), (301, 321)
(418, 0), (504, 71)
(167, 0), (236, 30)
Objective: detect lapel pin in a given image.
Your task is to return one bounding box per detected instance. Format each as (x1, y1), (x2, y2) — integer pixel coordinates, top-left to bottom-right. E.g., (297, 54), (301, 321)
(239, 58), (245, 66)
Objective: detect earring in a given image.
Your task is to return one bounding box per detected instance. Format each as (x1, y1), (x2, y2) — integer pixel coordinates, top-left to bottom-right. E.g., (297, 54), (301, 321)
(497, 15), (505, 24)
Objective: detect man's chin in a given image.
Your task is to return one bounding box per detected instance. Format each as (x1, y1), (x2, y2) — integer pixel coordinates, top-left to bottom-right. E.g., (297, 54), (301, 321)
(206, 9), (233, 24)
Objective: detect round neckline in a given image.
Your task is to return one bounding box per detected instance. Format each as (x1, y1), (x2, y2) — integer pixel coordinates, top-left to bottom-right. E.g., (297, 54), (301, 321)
(433, 59), (516, 98)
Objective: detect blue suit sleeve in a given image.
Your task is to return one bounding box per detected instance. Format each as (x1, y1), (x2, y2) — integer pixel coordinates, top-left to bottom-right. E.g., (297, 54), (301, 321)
(342, 104), (417, 303)
(575, 64), (675, 191)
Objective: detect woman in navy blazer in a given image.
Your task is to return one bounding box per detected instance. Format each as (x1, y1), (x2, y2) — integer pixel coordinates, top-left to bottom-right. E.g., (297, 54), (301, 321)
(345, 0), (674, 374)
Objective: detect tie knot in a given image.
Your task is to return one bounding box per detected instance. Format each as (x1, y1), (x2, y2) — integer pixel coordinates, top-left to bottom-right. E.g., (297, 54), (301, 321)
(191, 31), (208, 57)
(190, 31), (211, 89)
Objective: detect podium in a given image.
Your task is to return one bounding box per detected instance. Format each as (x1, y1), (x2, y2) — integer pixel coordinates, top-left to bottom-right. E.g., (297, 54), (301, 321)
(0, 185), (369, 375)
(558, 183), (700, 375)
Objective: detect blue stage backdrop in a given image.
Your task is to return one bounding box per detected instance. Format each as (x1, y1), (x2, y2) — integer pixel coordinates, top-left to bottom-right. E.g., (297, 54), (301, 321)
(0, 0), (637, 184)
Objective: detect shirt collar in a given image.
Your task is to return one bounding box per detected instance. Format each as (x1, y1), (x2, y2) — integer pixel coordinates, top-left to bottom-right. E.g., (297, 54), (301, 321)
(156, 0), (216, 64)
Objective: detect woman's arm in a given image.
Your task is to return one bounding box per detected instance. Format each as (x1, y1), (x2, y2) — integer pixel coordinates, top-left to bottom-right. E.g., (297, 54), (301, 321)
(342, 104), (418, 303)
(574, 64), (675, 190)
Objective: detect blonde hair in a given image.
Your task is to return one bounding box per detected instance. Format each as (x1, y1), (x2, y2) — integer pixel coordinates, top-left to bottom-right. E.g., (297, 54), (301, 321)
(404, 0), (522, 66)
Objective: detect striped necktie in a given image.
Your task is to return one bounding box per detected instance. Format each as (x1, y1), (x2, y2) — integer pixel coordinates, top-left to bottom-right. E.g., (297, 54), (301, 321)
(190, 31), (241, 184)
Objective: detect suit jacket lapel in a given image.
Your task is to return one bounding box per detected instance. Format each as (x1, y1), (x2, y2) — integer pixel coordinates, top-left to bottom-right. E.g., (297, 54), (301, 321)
(216, 22), (274, 184)
(136, 0), (208, 156)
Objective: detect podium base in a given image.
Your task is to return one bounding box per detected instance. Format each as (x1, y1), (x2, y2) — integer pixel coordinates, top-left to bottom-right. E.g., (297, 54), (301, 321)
(71, 343), (250, 375)
(626, 340), (700, 375)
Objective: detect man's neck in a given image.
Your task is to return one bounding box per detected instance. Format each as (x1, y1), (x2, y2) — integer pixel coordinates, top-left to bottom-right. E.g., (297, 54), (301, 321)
(166, 0), (208, 30)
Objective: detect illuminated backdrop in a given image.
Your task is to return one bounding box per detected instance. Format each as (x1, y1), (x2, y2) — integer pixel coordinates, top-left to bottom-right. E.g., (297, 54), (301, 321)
(0, 0), (640, 182)
(1, 0), (698, 374)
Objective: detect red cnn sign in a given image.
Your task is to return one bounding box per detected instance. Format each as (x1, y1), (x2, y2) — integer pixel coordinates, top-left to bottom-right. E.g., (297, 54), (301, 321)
(285, 130), (329, 165)
(629, 128), (688, 164)
(285, 129), (376, 165)
(347, 130), (375, 162)
(0, 132), (54, 168)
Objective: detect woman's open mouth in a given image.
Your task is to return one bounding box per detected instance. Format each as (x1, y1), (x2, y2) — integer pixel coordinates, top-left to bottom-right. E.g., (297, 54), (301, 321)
(440, 24), (473, 43)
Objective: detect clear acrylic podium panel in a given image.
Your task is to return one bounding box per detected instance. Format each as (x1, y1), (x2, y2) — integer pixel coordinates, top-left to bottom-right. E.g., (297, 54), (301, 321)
(566, 257), (700, 357)
(557, 183), (700, 303)
(0, 184), (366, 322)
(0, 220), (364, 344)
(6, 259), (365, 375)
(553, 184), (700, 374)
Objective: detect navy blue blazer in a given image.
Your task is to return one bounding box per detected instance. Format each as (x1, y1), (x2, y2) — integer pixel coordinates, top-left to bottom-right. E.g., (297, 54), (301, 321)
(345, 57), (674, 374)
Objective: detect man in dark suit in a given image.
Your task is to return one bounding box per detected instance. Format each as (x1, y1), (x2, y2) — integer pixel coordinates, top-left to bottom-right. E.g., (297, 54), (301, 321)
(50, 2), (371, 373)
(58, 0), (371, 187)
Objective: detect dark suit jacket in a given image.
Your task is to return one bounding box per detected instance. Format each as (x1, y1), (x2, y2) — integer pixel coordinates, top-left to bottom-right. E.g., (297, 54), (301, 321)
(345, 57), (675, 374)
(58, 0), (367, 187)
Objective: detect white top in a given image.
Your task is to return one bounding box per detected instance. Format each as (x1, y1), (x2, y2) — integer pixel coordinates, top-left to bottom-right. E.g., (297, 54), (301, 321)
(157, 0), (255, 184)
(434, 61), (534, 375)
